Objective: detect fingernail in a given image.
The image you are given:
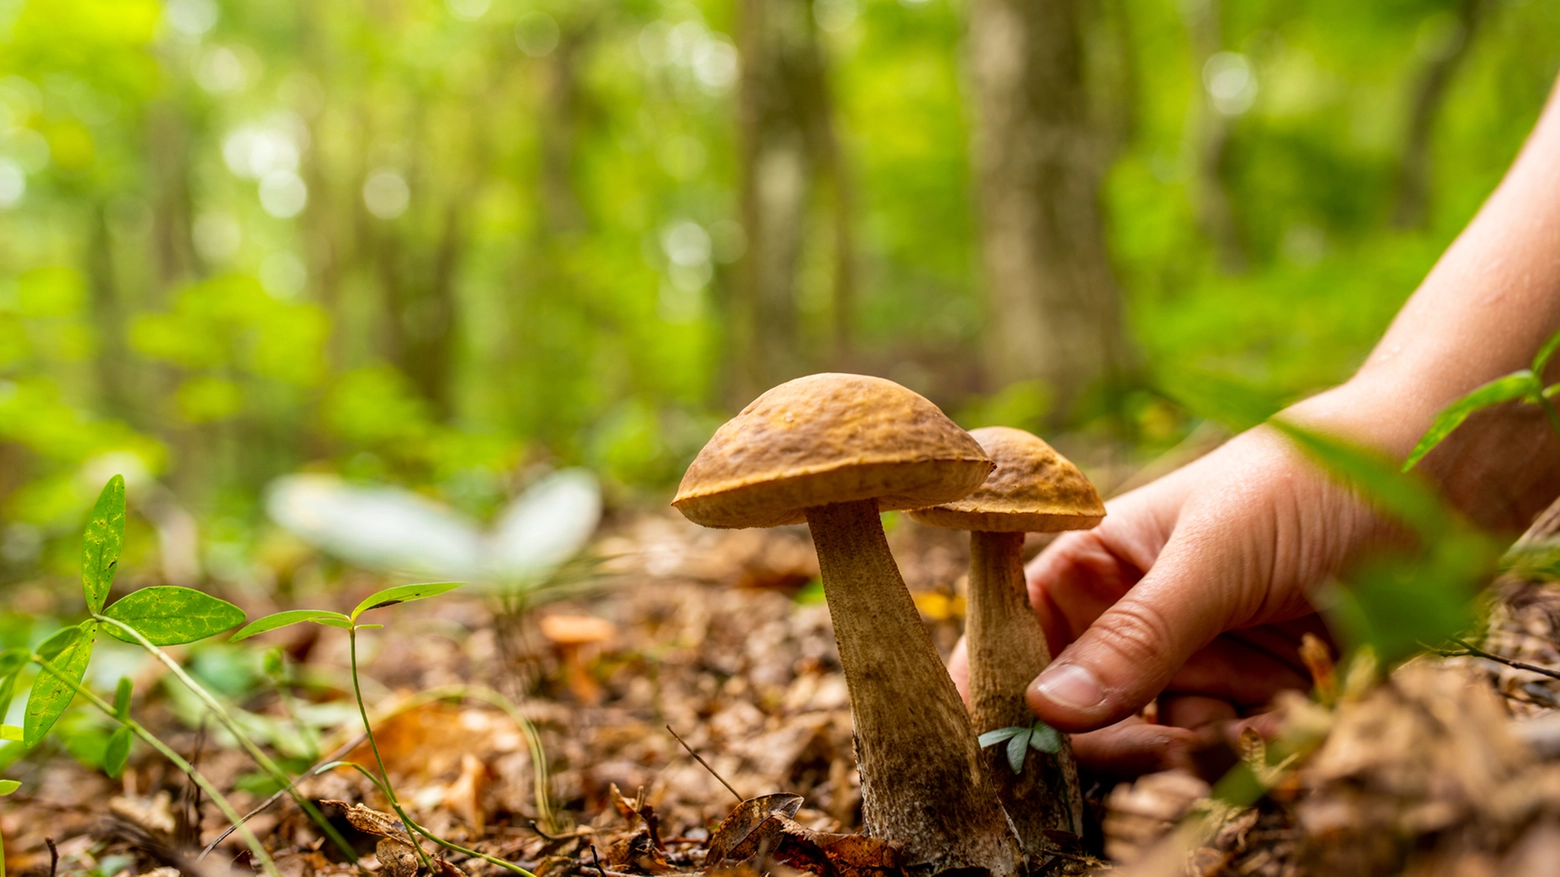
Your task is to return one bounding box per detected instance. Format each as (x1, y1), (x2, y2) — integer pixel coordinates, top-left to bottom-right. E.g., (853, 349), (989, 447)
(1032, 663), (1105, 710)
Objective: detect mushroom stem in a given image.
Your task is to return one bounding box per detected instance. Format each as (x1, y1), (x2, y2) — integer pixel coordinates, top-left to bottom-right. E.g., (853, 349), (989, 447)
(967, 530), (1084, 845)
(807, 500), (1019, 877)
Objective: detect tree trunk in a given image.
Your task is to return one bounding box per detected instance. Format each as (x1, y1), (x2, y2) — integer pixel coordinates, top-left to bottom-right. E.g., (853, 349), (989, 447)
(1393, 0), (1488, 229)
(1182, 0), (1247, 273)
(967, 0), (1131, 419)
(87, 203), (133, 422)
(731, 0), (821, 403)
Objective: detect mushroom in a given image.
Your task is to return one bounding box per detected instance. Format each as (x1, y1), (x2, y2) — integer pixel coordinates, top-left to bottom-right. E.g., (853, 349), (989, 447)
(910, 426), (1105, 851)
(538, 614), (616, 704)
(673, 373), (1021, 877)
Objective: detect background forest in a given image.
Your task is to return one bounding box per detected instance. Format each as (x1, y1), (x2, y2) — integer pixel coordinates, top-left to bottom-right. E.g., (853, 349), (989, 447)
(1, 0), (1558, 585)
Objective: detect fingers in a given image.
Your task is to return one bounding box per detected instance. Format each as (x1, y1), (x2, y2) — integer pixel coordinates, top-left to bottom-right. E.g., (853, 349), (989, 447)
(1165, 636), (1311, 707)
(1068, 718), (1202, 778)
(1069, 706), (1284, 779)
(1027, 521), (1250, 731)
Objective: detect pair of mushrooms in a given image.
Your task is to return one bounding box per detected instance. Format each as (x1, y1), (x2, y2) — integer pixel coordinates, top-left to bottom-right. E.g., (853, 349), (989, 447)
(672, 373), (1105, 876)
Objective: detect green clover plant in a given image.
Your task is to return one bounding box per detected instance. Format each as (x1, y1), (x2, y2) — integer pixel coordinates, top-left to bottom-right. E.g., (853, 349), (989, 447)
(0, 476), (289, 875)
(977, 720), (1062, 774)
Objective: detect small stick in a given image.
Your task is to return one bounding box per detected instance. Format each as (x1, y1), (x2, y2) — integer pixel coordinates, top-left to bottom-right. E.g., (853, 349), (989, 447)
(46, 837), (59, 877)
(1439, 638), (1560, 682)
(665, 725), (742, 802)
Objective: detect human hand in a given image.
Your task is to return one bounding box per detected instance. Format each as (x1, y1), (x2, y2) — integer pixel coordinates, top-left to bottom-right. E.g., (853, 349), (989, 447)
(949, 417), (1395, 774)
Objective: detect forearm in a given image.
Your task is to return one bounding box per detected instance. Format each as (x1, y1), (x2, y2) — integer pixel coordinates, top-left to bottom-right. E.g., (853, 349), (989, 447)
(1288, 78), (1560, 532)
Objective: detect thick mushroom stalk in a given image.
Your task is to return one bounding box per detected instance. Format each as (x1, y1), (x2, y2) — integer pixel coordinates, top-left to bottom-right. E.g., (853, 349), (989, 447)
(909, 427), (1105, 855)
(808, 500), (1020, 875)
(966, 529), (1083, 844)
(672, 374), (1022, 877)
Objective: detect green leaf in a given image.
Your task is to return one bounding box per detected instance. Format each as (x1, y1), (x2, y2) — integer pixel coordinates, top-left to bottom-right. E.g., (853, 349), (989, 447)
(0, 648), (28, 719)
(0, 727), (19, 742)
(1402, 372), (1540, 471)
(112, 677), (133, 719)
(1324, 533), (1491, 665)
(977, 726), (1025, 748)
(1271, 420), (1456, 540)
(25, 623), (97, 748)
(102, 587), (246, 646)
(1006, 727), (1030, 774)
(1534, 327), (1560, 376)
(82, 475), (127, 614)
(350, 582), (462, 622)
(103, 726), (132, 779)
(0, 779), (17, 795)
(1157, 369), (1285, 433)
(229, 609), (352, 642)
(0, 650), (27, 679)
(1028, 722), (1062, 754)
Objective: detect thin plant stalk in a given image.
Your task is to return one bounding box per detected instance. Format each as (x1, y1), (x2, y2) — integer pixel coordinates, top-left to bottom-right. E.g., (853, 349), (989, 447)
(1539, 394), (1560, 440)
(31, 655), (280, 877)
(92, 615), (359, 863)
(324, 760), (537, 877)
(414, 684), (559, 835)
(200, 681), (561, 857)
(347, 626), (433, 871)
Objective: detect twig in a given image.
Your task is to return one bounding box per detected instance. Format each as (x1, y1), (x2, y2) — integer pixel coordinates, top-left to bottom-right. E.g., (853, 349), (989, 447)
(665, 724), (742, 802)
(45, 837), (59, 877)
(1439, 638), (1560, 682)
(200, 732), (370, 859)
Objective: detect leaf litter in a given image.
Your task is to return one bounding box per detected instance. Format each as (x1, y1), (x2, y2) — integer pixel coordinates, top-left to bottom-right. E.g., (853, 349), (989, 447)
(12, 507), (1560, 877)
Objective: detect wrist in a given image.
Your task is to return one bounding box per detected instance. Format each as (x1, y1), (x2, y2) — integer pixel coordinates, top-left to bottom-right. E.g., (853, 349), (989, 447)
(1280, 374), (1560, 535)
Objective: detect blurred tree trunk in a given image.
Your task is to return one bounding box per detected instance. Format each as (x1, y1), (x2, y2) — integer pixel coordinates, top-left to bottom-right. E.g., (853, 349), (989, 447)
(967, 0), (1131, 418)
(375, 199), (465, 422)
(540, 25), (590, 235)
(809, 62), (858, 371)
(1393, 0), (1488, 229)
(731, 0), (845, 402)
(1183, 0), (1247, 274)
(87, 203), (133, 421)
(147, 103), (196, 290)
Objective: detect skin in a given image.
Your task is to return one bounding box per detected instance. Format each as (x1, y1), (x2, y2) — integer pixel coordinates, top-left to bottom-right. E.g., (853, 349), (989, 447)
(950, 75), (1560, 774)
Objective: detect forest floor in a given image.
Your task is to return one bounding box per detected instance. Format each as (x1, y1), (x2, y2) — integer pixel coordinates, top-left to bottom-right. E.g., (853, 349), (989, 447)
(5, 506), (1560, 877)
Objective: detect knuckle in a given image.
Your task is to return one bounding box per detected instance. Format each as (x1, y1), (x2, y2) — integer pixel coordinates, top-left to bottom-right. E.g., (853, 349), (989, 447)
(1092, 599), (1178, 670)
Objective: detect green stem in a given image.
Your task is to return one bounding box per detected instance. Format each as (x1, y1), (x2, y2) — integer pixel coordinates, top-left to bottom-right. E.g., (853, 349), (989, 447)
(92, 615), (360, 865)
(413, 684), (559, 835)
(205, 682), (562, 857)
(1539, 393), (1560, 442)
(325, 760), (536, 877)
(348, 627), (432, 871)
(30, 655), (280, 877)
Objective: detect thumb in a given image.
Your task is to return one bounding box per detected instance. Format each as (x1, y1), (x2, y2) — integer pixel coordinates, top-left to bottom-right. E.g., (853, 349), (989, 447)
(1025, 527), (1243, 732)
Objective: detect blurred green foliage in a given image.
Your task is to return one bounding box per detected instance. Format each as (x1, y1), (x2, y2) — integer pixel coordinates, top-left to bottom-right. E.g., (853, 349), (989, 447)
(0, 0), (1557, 582)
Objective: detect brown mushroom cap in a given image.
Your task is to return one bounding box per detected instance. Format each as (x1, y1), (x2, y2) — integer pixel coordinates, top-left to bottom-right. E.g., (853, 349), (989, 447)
(673, 373), (994, 529)
(909, 426), (1105, 533)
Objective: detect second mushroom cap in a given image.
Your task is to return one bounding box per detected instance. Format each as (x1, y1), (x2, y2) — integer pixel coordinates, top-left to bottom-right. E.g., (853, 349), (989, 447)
(908, 426), (1105, 533)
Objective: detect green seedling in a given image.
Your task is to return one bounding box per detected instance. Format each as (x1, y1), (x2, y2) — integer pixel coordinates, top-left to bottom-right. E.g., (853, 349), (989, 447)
(7, 475), (368, 875)
(233, 584), (539, 876)
(977, 720), (1062, 774)
(1404, 325), (1560, 471)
